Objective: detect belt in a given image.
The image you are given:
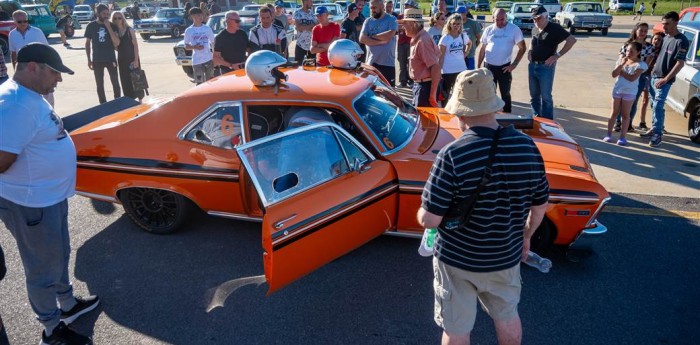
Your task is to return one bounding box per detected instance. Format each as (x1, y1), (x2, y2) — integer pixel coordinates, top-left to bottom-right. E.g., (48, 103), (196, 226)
(415, 78), (432, 83)
(531, 61), (548, 65)
(485, 62), (511, 68)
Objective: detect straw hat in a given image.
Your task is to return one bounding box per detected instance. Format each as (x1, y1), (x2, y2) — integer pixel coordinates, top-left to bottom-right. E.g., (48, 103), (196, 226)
(399, 8), (424, 22)
(444, 69), (505, 117)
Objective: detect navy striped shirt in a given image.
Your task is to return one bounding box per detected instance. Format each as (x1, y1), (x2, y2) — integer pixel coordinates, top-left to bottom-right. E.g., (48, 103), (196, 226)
(421, 125), (549, 272)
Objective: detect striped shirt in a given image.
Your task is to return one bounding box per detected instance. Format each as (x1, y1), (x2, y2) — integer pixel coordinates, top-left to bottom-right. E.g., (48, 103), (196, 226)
(421, 126), (549, 272)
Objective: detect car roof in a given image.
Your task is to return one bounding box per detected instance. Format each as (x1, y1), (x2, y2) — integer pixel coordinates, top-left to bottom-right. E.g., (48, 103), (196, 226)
(179, 67), (372, 104)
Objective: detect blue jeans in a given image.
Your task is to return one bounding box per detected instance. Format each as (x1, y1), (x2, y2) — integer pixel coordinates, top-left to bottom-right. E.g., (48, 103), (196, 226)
(0, 197), (74, 333)
(412, 81), (432, 107)
(465, 56), (475, 70)
(649, 77), (672, 135)
(528, 62), (556, 119)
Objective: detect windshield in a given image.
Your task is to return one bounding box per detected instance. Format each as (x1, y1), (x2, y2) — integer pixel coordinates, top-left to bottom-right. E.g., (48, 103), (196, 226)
(74, 5), (90, 11)
(570, 3), (602, 12)
(155, 9), (183, 18)
(512, 4), (537, 13)
(353, 80), (418, 152)
(314, 5), (338, 15)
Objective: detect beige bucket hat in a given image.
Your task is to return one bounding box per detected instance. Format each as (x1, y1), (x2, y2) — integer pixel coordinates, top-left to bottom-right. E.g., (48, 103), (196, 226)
(398, 8), (424, 22)
(444, 68), (505, 117)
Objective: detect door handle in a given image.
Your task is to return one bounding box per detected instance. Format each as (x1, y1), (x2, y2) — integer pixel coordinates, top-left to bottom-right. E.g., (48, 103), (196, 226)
(274, 213), (297, 229)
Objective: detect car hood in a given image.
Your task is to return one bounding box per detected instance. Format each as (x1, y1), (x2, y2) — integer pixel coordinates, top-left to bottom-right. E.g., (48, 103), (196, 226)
(138, 18), (173, 24)
(176, 39), (185, 47)
(509, 13), (534, 18)
(73, 11), (91, 14)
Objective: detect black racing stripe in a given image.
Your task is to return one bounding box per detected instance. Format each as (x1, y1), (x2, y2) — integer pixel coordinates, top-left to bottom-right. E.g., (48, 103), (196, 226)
(77, 156), (239, 175)
(398, 180), (425, 186)
(271, 181), (397, 250)
(548, 200), (596, 205)
(78, 164), (239, 182)
(549, 189), (599, 198)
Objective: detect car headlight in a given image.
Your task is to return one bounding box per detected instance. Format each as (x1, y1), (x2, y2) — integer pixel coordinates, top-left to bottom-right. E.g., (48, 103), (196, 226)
(513, 18), (521, 23)
(176, 47), (186, 56)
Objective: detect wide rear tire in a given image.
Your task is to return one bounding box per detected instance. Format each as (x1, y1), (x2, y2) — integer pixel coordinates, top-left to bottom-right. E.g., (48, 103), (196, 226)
(531, 218), (556, 252)
(120, 188), (193, 234)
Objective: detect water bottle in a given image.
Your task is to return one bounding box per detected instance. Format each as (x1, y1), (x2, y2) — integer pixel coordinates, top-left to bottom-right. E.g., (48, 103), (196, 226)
(523, 251), (552, 273)
(418, 228), (438, 257)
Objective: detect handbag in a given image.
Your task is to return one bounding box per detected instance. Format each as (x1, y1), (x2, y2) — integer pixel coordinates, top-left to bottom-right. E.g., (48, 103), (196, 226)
(439, 127), (501, 231)
(130, 67), (149, 96)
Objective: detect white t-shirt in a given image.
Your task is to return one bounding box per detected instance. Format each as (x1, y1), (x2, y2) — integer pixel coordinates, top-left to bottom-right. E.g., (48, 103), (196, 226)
(438, 33), (470, 74)
(9, 26), (48, 53)
(480, 23), (524, 66)
(0, 80), (76, 207)
(184, 24), (216, 65)
(613, 60), (648, 94)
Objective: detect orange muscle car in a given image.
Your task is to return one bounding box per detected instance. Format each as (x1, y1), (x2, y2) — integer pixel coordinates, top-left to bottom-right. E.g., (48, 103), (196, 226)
(67, 65), (610, 293)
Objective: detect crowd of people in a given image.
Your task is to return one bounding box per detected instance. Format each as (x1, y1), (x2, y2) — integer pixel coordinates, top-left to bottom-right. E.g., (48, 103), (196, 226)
(0, 2), (693, 343)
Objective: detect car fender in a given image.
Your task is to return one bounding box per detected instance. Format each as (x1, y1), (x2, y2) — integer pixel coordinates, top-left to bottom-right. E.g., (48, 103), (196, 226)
(683, 94), (700, 117)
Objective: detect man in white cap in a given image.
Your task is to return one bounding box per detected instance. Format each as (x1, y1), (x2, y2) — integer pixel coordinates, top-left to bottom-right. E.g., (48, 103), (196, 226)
(0, 43), (99, 345)
(528, 5), (576, 119)
(418, 68), (549, 345)
(402, 7), (440, 107)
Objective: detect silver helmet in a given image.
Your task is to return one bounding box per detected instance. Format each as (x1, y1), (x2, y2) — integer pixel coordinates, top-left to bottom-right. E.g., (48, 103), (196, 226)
(245, 50), (288, 87)
(328, 39), (364, 70)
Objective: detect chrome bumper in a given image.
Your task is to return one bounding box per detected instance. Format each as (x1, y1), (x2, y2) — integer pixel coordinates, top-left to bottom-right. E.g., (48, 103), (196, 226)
(176, 57), (192, 66)
(568, 220), (607, 252)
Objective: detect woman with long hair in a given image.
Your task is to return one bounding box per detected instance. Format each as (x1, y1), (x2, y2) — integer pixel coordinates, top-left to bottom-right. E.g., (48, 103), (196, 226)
(111, 11), (144, 101)
(438, 14), (470, 99)
(427, 11), (446, 45)
(615, 22), (654, 132)
(199, 2), (210, 22)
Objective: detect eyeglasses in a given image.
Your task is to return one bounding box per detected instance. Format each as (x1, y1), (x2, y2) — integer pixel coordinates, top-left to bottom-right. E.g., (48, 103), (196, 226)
(227, 18), (241, 23)
(16, 20), (28, 23)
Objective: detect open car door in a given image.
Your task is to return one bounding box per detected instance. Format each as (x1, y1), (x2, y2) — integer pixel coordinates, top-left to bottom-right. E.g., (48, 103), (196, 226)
(236, 123), (398, 294)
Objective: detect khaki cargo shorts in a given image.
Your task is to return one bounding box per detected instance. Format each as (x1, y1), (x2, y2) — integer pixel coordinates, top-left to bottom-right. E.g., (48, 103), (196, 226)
(433, 257), (522, 334)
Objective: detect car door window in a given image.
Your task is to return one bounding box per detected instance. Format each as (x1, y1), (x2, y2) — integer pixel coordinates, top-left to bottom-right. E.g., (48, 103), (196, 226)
(185, 105), (243, 149)
(38, 7), (49, 16)
(240, 126), (356, 205)
(335, 128), (369, 166)
(683, 30), (697, 61)
(682, 11), (693, 22)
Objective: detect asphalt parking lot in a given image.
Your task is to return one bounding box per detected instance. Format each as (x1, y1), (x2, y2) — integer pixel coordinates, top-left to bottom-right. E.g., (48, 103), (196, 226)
(1, 15), (699, 344)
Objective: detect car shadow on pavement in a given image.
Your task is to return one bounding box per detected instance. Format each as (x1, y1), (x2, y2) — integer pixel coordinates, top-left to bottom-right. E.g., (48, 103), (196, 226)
(510, 101), (700, 192)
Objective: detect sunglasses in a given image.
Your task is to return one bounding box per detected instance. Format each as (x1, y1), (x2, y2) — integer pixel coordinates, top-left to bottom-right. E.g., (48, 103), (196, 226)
(227, 18), (241, 23)
(16, 20), (28, 23)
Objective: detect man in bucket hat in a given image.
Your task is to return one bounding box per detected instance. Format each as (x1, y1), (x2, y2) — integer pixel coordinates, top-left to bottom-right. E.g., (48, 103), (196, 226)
(401, 7), (440, 107)
(418, 69), (549, 345)
(0, 43), (99, 345)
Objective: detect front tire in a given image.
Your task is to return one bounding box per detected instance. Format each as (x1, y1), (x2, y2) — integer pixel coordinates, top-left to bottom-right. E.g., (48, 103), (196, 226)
(182, 65), (194, 78)
(689, 104), (700, 143)
(120, 188), (193, 234)
(171, 26), (181, 38)
(602, 28), (609, 36)
(0, 36), (8, 56)
(140, 33), (151, 40)
(568, 22), (576, 34)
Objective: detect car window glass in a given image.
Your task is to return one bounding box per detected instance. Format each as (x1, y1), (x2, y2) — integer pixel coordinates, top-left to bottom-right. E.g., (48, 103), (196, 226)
(334, 128), (369, 167)
(241, 126), (350, 204)
(682, 11), (693, 22)
(39, 7), (49, 16)
(185, 105), (243, 149)
(208, 15), (226, 32)
(26, 7), (38, 16)
(353, 80), (417, 152)
(683, 30), (696, 61)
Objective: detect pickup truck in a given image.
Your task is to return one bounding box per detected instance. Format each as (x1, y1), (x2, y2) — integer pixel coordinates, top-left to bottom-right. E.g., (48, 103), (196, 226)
(554, 2), (612, 35)
(507, 2), (538, 31)
(534, 0), (561, 17)
(663, 21), (700, 143)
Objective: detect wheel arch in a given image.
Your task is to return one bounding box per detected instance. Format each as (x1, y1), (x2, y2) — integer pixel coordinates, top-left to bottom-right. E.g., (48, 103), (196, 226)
(683, 94), (700, 117)
(114, 183), (202, 211)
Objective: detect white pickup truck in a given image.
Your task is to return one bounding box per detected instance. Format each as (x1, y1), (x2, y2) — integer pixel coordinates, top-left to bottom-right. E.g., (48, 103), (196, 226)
(534, 0), (561, 17)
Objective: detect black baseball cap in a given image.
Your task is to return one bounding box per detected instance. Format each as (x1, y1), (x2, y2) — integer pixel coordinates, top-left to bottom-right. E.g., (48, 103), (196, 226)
(17, 43), (74, 75)
(347, 3), (358, 12)
(531, 6), (547, 18)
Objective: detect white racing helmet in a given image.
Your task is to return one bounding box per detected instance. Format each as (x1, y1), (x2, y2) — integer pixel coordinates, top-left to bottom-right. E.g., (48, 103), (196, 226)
(245, 50), (288, 87)
(328, 39), (364, 70)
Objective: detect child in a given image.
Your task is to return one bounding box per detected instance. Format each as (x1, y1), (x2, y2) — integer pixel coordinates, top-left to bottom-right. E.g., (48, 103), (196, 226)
(606, 41), (647, 146)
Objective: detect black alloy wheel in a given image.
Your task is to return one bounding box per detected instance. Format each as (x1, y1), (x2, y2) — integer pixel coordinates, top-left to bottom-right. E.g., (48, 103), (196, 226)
(689, 104), (700, 143)
(120, 188), (192, 234)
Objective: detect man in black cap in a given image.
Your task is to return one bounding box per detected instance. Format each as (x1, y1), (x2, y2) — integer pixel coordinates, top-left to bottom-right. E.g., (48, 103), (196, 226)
(0, 43), (99, 345)
(341, 2), (361, 45)
(527, 6), (576, 120)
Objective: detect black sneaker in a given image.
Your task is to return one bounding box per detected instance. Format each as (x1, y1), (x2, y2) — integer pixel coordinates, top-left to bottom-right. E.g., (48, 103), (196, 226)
(41, 322), (92, 345)
(613, 121), (621, 132)
(638, 122), (648, 130)
(60, 296), (100, 325)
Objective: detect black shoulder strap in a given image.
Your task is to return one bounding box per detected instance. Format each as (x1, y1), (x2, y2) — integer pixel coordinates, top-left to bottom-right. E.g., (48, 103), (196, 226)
(439, 127), (501, 231)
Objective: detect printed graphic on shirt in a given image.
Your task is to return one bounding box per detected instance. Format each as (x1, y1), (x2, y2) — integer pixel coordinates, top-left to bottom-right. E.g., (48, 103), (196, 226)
(49, 111), (67, 140)
(98, 27), (107, 42)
